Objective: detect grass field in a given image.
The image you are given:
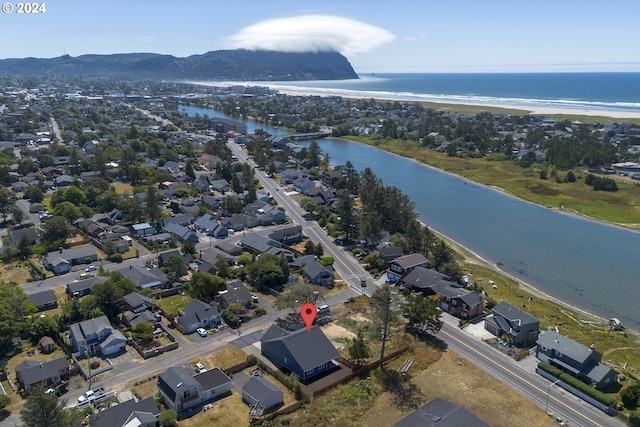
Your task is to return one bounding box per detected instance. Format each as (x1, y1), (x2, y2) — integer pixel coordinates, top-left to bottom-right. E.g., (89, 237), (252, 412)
(155, 293), (192, 316)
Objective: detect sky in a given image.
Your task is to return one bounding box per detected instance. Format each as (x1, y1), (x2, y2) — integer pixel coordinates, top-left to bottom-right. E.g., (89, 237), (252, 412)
(1, 0), (639, 73)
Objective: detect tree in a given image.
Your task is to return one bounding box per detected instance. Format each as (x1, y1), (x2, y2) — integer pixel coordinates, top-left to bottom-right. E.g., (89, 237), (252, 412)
(335, 190), (357, 242)
(348, 329), (371, 366)
(30, 316), (59, 339)
(188, 272), (224, 302)
(91, 280), (124, 322)
(20, 386), (82, 427)
(182, 242), (196, 256)
(274, 282), (324, 311)
(185, 160), (196, 180)
(0, 186), (16, 223)
(306, 140), (321, 168)
(53, 201), (83, 223)
(299, 197), (318, 216)
(158, 409), (178, 427)
(0, 283), (31, 343)
(165, 255), (187, 279)
(214, 254), (231, 278)
(371, 283), (400, 369)
(145, 186), (161, 223)
(131, 321), (154, 345)
(41, 216), (73, 247)
(402, 293), (442, 334)
(23, 186), (44, 203)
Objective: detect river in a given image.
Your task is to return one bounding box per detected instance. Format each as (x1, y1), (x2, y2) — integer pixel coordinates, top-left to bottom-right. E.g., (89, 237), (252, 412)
(180, 105), (640, 332)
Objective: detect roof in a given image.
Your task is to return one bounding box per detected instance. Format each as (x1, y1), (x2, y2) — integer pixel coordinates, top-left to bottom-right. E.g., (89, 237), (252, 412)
(402, 266), (453, 290)
(392, 253), (428, 269)
(117, 264), (168, 289)
(391, 397), (489, 427)
(194, 367), (231, 391)
(16, 357), (68, 387)
(242, 376), (283, 403)
(123, 292), (155, 313)
(177, 299), (220, 327)
(69, 315), (114, 341)
(584, 362), (615, 383)
(27, 289), (57, 307)
(90, 397), (159, 427)
(45, 246), (97, 263)
(492, 301), (539, 327)
(301, 260), (332, 279)
(158, 366), (200, 402)
(261, 325), (339, 372)
(536, 330), (598, 364)
(66, 275), (108, 293)
(238, 234), (282, 253)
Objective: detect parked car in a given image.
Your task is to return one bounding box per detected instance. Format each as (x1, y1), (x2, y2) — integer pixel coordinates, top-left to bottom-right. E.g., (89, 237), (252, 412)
(195, 362), (207, 373)
(317, 304), (330, 314)
(77, 387), (105, 404)
(85, 266), (97, 272)
(197, 328), (208, 337)
(250, 292), (259, 302)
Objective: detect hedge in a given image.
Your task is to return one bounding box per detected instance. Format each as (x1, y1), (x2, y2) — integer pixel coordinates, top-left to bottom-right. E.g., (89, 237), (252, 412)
(537, 362), (614, 407)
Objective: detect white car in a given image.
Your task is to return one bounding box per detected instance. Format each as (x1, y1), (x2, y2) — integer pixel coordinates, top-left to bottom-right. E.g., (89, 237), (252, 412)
(195, 362), (207, 373)
(197, 328), (208, 337)
(85, 266), (97, 272)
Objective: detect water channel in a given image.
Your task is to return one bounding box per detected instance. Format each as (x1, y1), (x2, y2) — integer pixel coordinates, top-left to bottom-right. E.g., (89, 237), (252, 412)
(180, 105), (640, 331)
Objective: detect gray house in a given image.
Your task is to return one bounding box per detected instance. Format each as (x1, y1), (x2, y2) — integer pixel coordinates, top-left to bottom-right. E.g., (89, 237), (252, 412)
(175, 299), (221, 335)
(268, 225), (302, 245)
(194, 214), (228, 238)
(15, 357), (70, 393)
(27, 289), (58, 312)
(387, 253), (428, 282)
(44, 246), (98, 275)
(484, 302), (540, 346)
(536, 330), (618, 390)
(242, 376), (284, 415)
(117, 264), (170, 289)
(66, 275), (108, 297)
(260, 324), (339, 382)
(157, 366), (231, 413)
(163, 222), (199, 244)
(68, 315), (127, 357)
(89, 396), (160, 427)
(301, 260), (334, 288)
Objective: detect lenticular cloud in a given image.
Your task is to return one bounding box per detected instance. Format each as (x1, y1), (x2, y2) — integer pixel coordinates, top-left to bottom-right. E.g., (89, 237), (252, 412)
(223, 15), (395, 57)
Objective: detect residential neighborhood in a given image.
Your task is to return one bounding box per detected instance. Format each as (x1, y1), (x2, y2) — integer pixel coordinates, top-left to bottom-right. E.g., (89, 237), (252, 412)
(0, 78), (635, 427)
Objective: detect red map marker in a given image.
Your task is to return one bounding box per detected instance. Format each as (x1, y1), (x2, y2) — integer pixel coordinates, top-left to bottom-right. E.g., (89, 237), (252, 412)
(300, 303), (317, 332)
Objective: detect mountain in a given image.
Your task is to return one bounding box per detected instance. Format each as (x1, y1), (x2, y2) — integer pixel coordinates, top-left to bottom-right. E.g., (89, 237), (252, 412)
(0, 49), (359, 81)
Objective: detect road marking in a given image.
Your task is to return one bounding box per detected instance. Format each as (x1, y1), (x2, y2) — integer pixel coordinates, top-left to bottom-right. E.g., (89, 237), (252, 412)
(441, 328), (604, 427)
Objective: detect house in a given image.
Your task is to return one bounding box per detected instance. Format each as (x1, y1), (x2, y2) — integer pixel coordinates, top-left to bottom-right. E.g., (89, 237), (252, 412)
(301, 260), (334, 288)
(221, 214), (260, 231)
(260, 324), (340, 382)
(194, 214), (228, 238)
(436, 286), (484, 321)
(377, 243), (404, 263)
(401, 266), (455, 294)
(82, 220), (108, 239)
(55, 174), (73, 187)
(536, 330), (618, 390)
(175, 299), (221, 335)
(8, 226), (38, 244)
(66, 275), (108, 297)
(242, 376), (284, 415)
(39, 336), (56, 354)
(216, 279), (252, 309)
(484, 302), (540, 346)
(68, 315), (127, 357)
(117, 264), (170, 289)
(44, 246), (98, 275)
(131, 223), (157, 238)
(27, 289), (58, 312)
(107, 208), (124, 225)
(157, 366), (231, 413)
(89, 396), (160, 427)
(268, 225), (302, 245)
(215, 241), (243, 256)
(15, 357), (70, 393)
(391, 397), (489, 427)
(387, 253), (428, 282)
(238, 234), (293, 260)
(123, 292), (156, 313)
(157, 250), (193, 269)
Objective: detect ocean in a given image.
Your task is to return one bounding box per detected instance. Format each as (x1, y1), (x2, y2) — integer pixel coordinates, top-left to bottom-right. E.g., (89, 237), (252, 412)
(240, 73), (640, 114)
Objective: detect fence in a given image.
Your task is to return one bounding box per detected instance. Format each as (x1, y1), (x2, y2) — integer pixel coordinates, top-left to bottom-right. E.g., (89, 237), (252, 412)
(129, 324), (179, 359)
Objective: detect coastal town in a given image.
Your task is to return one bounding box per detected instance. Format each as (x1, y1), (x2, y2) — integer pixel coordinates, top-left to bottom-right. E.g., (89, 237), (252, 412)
(0, 78), (639, 427)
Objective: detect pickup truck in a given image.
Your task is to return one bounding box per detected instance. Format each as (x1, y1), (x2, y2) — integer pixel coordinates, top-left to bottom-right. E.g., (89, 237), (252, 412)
(77, 387), (105, 405)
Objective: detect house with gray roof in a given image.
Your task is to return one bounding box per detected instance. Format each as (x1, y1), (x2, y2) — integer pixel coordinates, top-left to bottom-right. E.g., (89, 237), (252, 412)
(387, 253), (428, 282)
(15, 357), (70, 393)
(44, 246), (98, 275)
(391, 397), (489, 427)
(485, 302), (540, 346)
(268, 225), (302, 245)
(536, 330), (618, 390)
(117, 264), (170, 289)
(27, 289), (57, 312)
(157, 366), (231, 413)
(163, 222), (199, 244)
(194, 213), (228, 238)
(175, 299), (221, 335)
(131, 223), (157, 238)
(89, 396), (160, 427)
(301, 260), (334, 288)
(221, 214), (260, 231)
(65, 275), (108, 297)
(123, 292), (156, 313)
(242, 376), (284, 416)
(216, 279), (252, 309)
(260, 324), (340, 382)
(68, 315), (127, 357)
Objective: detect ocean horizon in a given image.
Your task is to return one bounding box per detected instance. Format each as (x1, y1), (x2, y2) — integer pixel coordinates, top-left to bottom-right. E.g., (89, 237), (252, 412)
(199, 72), (640, 116)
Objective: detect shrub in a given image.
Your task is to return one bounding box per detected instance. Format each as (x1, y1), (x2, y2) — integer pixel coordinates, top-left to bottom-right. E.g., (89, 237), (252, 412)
(109, 253), (123, 263)
(89, 361), (100, 370)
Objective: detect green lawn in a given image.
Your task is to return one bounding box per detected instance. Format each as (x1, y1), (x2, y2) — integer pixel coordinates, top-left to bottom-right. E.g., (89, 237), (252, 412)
(154, 293), (192, 315)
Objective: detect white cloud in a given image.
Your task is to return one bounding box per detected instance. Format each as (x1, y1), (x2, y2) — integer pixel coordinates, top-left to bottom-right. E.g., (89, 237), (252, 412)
(142, 36), (156, 45)
(222, 15), (395, 57)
